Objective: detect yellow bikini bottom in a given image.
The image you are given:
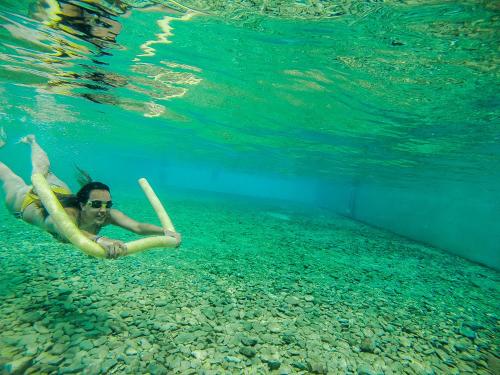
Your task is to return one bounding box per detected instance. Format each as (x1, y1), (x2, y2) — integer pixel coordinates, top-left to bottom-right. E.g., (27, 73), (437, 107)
(20, 185), (71, 213)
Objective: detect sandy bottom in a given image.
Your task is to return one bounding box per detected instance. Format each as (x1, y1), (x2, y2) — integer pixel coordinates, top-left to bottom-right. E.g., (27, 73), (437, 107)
(0, 191), (498, 374)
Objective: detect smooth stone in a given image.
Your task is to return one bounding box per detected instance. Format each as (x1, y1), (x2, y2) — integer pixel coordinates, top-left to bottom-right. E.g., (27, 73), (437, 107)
(338, 318), (350, 327)
(201, 308), (216, 320)
(268, 323), (281, 333)
(158, 323), (178, 332)
(155, 300), (168, 307)
(453, 342), (469, 351)
(459, 353), (481, 362)
(138, 338), (152, 349)
(191, 350), (208, 360)
(357, 364), (377, 375)
(24, 344), (39, 356)
(3, 356), (33, 374)
(174, 333), (195, 344)
(33, 322), (49, 334)
(1, 336), (19, 346)
(59, 361), (85, 374)
(56, 287), (72, 297)
(291, 362), (308, 370)
(51, 343), (67, 355)
(308, 360), (328, 374)
(486, 353), (500, 374)
(16, 336), (35, 348)
(360, 337), (376, 353)
(82, 322), (94, 331)
(285, 296), (300, 305)
(100, 358), (117, 373)
(42, 353), (64, 366)
(140, 352), (154, 362)
(94, 337), (107, 347)
(458, 326), (476, 339)
(21, 311), (43, 323)
(239, 347), (256, 358)
(148, 363), (170, 374)
(125, 347), (137, 355)
(241, 337), (258, 346)
(53, 329), (64, 340)
(79, 340), (94, 351)
(224, 356), (241, 363)
(268, 360), (281, 370)
(281, 333), (294, 344)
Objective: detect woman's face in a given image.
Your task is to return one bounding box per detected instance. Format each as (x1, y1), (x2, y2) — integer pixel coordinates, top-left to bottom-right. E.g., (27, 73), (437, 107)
(81, 189), (112, 225)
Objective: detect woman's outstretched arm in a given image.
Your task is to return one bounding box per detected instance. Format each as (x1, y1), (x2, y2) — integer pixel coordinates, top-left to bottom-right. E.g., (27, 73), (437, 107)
(109, 209), (181, 246)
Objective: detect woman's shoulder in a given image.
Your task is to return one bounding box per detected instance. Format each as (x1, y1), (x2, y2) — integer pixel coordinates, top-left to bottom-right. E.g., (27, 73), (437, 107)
(64, 206), (80, 220)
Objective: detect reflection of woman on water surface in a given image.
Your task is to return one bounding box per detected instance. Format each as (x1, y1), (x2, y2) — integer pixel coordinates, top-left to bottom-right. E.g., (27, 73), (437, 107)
(31, 0), (127, 49)
(0, 131), (181, 258)
(28, 0), (179, 105)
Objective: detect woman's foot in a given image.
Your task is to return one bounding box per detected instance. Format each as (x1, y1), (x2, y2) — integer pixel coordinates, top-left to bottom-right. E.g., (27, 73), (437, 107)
(18, 134), (36, 145)
(0, 127), (6, 148)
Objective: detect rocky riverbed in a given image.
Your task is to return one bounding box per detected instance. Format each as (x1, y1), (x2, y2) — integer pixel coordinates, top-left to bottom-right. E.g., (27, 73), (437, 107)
(0, 192), (498, 374)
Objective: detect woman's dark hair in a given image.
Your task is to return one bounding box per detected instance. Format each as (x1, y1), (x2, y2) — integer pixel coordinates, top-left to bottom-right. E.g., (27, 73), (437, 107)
(76, 182), (110, 204)
(54, 182), (110, 212)
(75, 165), (92, 187)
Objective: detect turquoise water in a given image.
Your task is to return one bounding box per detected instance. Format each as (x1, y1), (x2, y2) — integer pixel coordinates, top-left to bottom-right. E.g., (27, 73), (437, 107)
(1, 1), (498, 183)
(0, 1), (499, 374)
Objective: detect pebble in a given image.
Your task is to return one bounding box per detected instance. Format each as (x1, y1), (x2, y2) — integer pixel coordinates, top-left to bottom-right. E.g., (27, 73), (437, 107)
(357, 364), (376, 375)
(268, 322), (281, 333)
(100, 358), (117, 373)
(338, 318), (350, 327)
(307, 360), (327, 374)
(33, 322), (49, 334)
(120, 311), (132, 318)
(191, 350), (208, 360)
(79, 340), (94, 351)
(59, 363), (85, 374)
(51, 343), (66, 355)
(239, 346), (256, 358)
(3, 356), (33, 374)
(174, 332), (195, 344)
(268, 360), (281, 370)
(21, 311), (43, 323)
(0, 196), (497, 375)
(291, 361), (308, 370)
(224, 356), (241, 363)
(125, 347), (138, 355)
(458, 326), (476, 339)
(285, 296), (300, 305)
(360, 337), (376, 353)
(241, 337), (258, 346)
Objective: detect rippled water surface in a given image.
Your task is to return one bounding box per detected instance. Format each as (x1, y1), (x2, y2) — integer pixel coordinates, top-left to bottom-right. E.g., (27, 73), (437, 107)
(0, 0), (498, 184)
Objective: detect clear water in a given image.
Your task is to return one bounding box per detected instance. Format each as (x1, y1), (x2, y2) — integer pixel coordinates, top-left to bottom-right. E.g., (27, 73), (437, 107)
(0, 1), (499, 374)
(1, 0), (498, 183)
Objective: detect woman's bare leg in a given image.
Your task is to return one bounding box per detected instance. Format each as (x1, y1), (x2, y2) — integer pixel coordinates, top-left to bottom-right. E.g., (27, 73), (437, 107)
(0, 130), (30, 213)
(0, 162), (30, 213)
(0, 132), (64, 229)
(19, 134), (50, 177)
(19, 135), (70, 191)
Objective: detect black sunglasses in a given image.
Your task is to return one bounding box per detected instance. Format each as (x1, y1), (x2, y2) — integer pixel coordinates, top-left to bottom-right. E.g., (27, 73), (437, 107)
(86, 200), (113, 209)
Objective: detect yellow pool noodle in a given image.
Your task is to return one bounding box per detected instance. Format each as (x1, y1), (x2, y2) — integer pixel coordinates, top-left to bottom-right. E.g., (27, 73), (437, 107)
(31, 173), (179, 258)
(31, 173), (106, 257)
(138, 178), (175, 232)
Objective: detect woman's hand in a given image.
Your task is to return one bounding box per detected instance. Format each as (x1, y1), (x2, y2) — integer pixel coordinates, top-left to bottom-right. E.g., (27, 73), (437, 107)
(164, 229), (182, 248)
(96, 237), (127, 259)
